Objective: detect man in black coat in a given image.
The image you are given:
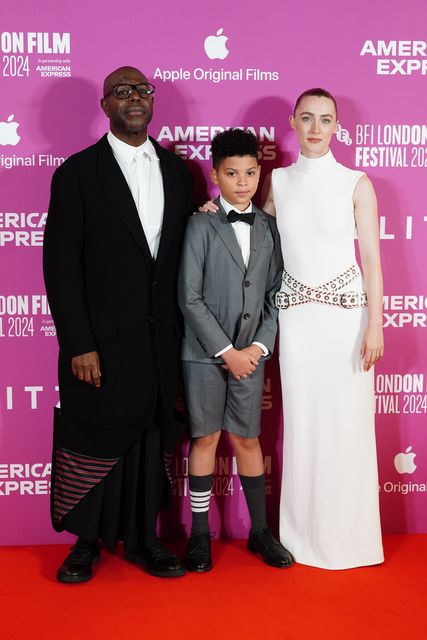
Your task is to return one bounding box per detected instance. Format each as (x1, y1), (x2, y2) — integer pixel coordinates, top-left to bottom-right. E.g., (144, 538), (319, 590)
(43, 66), (194, 582)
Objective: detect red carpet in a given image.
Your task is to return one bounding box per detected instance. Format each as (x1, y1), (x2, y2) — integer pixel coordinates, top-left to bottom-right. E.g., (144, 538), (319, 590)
(0, 535), (425, 640)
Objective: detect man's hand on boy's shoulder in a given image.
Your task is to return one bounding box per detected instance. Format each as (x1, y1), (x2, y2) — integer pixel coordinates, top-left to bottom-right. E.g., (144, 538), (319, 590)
(198, 200), (218, 213)
(221, 346), (260, 381)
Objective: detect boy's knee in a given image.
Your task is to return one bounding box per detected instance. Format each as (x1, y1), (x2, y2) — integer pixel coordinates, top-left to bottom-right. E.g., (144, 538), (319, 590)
(230, 434), (259, 451)
(193, 431), (221, 449)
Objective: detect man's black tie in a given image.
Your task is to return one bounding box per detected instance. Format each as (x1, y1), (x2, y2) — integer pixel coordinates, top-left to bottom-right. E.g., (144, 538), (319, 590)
(227, 210), (255, 225)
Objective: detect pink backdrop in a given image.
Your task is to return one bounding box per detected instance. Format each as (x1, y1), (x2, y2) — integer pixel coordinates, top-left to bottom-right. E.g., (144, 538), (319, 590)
(1, 0), (426, 545)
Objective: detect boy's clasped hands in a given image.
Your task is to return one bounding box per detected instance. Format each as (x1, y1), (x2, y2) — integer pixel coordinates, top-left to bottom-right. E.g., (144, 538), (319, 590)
(221, 344), (263, 380)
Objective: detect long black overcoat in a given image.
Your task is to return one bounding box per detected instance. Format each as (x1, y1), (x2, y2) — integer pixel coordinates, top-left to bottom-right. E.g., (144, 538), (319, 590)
(43, 134), (194, 455)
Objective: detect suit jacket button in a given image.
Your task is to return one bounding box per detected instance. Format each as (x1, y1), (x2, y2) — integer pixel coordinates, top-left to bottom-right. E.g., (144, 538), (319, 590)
(152, 280), (158, 287)
(243, 313), (250, 320)
(244, 280), (251, 287)
(147, 315), (154, 323)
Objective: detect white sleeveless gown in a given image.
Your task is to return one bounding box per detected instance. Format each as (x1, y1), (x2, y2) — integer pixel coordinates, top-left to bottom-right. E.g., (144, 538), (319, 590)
(273, 150), (384, 569)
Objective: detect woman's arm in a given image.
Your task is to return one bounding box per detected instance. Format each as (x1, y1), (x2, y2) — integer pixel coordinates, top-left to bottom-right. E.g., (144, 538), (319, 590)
(261, 172), (276, 216)
(354, 174), (384, 372)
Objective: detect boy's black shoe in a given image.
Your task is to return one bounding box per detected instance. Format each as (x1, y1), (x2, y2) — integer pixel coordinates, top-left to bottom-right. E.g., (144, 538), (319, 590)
(57, 538), (100, 583)
(247, 528), (293, 568)
(126, 540), (186, 578)
(185, 532), (212, 572)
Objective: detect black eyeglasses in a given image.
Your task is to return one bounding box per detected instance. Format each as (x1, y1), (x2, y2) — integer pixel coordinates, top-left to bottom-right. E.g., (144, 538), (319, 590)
(104, 83), (156, 100)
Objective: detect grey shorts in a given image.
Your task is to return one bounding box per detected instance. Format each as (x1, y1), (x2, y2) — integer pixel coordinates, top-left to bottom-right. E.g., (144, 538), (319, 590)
(182, 360), (266, 439)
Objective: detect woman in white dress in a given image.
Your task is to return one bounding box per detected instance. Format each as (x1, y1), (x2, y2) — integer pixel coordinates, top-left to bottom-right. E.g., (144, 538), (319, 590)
(262, 88), (384, 569)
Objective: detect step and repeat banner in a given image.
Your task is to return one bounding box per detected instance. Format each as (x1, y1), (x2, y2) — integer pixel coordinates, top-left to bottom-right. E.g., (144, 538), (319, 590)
(0, 0), (426, 545)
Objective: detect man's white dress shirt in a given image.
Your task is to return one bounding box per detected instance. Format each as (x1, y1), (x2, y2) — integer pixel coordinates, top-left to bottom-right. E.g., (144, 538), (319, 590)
(107, 131), (164, 258)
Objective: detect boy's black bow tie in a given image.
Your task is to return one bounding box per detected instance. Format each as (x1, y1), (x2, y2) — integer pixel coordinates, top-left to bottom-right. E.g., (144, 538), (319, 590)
(227, 210), (255, 225)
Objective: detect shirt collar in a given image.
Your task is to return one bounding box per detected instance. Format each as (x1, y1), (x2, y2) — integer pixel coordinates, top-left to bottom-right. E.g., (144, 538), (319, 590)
(107, 131), (159, 164)
(220, 195), (252, 215)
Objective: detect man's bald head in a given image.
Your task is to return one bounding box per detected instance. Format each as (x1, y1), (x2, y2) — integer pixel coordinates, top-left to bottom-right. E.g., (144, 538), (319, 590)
(103, 66), (148, 97)
(100, 66), (154, 146)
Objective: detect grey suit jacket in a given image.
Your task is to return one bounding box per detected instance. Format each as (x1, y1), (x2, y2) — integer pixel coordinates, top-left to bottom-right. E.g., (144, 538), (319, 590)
(178, 198), (283, 363)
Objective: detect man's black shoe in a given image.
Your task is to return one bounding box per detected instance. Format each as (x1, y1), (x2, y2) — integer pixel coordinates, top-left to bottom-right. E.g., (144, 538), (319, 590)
(57, 538), (100, 583)
(247, 528), (293, 568)
(126, 540), (186, 578)
(185, 532), (212, 573)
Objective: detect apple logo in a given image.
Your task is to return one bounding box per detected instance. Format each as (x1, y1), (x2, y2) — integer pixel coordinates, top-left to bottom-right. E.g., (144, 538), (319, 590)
(394, 446), (417, 474)
(204, 28), (229, 60)
(0, 114), (21, 146)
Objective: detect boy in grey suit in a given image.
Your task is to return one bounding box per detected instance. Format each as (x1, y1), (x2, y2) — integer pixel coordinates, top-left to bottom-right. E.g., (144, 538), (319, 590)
(178, 129), (292, 572)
